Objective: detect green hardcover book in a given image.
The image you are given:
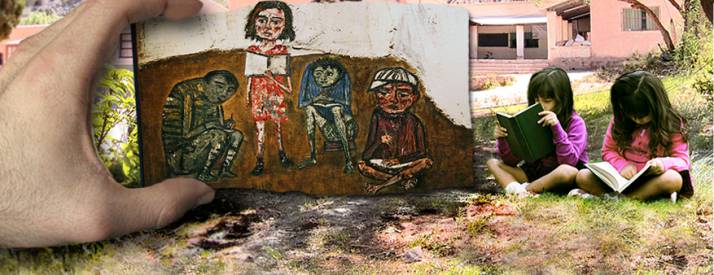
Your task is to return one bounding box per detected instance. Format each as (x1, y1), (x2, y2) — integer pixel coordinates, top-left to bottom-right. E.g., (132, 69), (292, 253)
(496, 103), (555, 162)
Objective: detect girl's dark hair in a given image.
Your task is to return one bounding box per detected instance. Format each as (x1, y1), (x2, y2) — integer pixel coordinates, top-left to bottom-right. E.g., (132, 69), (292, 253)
(244, 1), (296, 42)
(526, 66), (575, 128)
(610, 71), (687, 156)
(309, 57), (346, 84)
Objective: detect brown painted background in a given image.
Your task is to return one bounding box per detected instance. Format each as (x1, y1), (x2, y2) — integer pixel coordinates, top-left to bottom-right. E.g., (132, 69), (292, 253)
(136, 50), (474, 195)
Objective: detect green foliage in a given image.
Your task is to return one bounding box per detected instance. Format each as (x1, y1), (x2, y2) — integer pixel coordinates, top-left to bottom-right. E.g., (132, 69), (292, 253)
(464, 214), (492, 237)
(19, 10), (61, 25)
(409, 232), (455, 257)
(674, 0), (711, 68)
(93, 66), (140, 187)
(692, 67), (713, 101)
(0, 0), (24, 39)
(471, 75), (514, 91)
(596, 51), (676, 81)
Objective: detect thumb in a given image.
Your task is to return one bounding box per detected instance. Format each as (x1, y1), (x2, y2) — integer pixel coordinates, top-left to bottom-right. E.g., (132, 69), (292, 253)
(110, 178), (214, 236)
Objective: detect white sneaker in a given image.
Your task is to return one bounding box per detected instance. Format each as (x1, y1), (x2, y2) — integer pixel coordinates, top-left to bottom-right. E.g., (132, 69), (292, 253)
(567, 188), (594, 199)
(504, 182), (526, 194)
(505, 182), (536, 198)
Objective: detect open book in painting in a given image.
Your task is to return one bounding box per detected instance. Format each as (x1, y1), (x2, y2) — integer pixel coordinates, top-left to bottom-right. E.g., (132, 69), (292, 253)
(244, 52), (289, 76)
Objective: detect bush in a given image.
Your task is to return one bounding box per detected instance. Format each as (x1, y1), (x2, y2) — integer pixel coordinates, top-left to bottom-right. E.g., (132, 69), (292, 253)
(471, 75), (514, 91)
(0, 0), (23, 39)
(92, 66), (140, 187)
(19, 11), (61, 25)
(596, 52), (676, 81)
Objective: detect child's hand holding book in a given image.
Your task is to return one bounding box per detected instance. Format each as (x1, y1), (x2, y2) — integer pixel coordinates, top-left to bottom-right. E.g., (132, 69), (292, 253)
(494, 124), (508, 138)
(647, 158), (666, 175)
(620, 164), (638, 179)
(537, 111), (559, 127)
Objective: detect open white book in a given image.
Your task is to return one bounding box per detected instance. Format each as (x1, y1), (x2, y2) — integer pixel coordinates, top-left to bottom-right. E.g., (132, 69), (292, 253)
(585, 162), (653, 193)
(245, 52), (289, 76)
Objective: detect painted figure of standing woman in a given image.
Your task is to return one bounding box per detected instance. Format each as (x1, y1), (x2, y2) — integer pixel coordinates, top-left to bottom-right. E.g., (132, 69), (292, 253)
(244, 1), (296, 176)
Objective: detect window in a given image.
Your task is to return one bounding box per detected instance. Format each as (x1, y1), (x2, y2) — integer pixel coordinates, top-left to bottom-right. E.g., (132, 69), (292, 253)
(478, 33), (509, 47)
(119, 33), (133, 58)
(509, 32), (539, 48)
(622, 7), (659, 31)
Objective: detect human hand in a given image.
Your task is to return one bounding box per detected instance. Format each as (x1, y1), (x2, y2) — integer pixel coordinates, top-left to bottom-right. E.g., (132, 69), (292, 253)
(224, 118), (236, 129)
(620, 164), (638, 179)
(0, 0), (213, 248)
(381, 134), (393, 145)
(538, 111), (559, 127)
(647, 158), (665, 175)
(494, 124), (508, 139)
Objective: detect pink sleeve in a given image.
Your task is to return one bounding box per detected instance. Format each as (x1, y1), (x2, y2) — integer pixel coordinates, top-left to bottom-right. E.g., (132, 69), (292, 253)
(601, 119), (632, 172)
(497, 138), (521, 167)
(661, 133), (690, 172)
(551, 116), (588, 166)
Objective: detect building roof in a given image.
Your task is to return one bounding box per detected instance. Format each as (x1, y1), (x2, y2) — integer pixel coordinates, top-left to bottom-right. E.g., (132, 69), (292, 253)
(547, 0), (589, 20)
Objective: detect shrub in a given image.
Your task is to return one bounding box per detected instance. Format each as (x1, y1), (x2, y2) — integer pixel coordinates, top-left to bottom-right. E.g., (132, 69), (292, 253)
(19, 10), (61, 25)
(0, 0), (23, 39)
(93, 66), (140, 187)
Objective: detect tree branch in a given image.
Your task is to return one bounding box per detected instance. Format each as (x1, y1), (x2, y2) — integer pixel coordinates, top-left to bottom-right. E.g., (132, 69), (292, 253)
(667, 0), (683, 11)
(619, 0), (676, 51)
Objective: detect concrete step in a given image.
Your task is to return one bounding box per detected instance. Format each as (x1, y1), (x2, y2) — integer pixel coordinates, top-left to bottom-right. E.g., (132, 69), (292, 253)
(470, 59), (549, 75)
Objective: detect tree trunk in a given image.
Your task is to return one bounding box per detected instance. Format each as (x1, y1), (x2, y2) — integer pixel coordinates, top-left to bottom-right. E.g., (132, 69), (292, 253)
(702, 0), (713, 23)
(620, 0), (676, 52)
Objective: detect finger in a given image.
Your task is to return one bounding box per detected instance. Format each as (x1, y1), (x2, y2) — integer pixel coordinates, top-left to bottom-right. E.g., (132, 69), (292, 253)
(23, 0), (203, 91)
(538, 111), (547, 116)
(538, 117), (545, 125)
(107, 178), (214, 237)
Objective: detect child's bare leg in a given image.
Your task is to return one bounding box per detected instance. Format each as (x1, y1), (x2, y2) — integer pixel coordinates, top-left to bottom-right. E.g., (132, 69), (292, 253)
(526, 164), (578, 194)
(486, 158), (528, 188)
(357, 161), (394, 181)
(626, 170), (682, 201)
(255, 121), (265, 157)
(575, 169), (609, 196)
(397, 158), (433, 178)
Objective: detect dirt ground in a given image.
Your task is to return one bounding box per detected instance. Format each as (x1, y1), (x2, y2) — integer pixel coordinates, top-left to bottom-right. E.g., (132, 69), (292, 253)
(27, 185), (698, 274)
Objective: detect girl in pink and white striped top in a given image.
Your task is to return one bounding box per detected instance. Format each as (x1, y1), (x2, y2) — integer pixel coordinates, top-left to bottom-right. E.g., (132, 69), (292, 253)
(575, 71), (693, 200)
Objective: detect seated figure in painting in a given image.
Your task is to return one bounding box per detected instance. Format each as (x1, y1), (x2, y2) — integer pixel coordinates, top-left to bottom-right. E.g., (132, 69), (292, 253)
(297, 58), (358, 173)
(358, 67), (433, 194)
(161, 70), (243, 182)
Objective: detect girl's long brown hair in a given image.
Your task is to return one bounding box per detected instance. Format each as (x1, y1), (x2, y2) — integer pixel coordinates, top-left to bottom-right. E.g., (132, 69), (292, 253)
(526, 67), (575, 128)
(610, 71), (687, 156)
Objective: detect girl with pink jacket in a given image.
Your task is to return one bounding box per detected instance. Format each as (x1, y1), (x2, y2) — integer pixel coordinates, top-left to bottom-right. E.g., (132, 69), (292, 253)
(575, 71), (692, 200)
